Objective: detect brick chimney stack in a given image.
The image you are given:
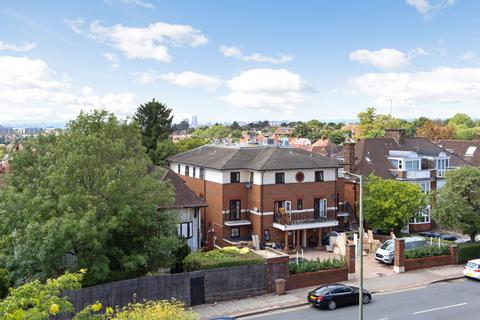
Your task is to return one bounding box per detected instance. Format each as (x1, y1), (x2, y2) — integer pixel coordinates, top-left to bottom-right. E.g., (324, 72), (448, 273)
(343, 141), (356, 173)
(385, 128), (406, 145)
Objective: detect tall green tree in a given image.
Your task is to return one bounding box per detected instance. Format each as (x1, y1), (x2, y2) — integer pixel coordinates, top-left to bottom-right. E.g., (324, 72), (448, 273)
(134, 99), (173, 164)
(356, 107), (403, 139)
(364, 175), (427, 235)
(432, 167), (480, 241)
(0, 110), (179, 285)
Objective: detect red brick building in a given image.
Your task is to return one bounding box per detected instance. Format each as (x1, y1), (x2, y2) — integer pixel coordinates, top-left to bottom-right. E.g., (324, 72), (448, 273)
(167, 145), (349, 251)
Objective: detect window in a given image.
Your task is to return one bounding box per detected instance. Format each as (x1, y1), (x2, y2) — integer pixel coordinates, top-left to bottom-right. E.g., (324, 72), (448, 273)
(419, 182), (431, 193)
(405, 160), (419, 171)
(412, 208), (431, 224)
(249, 171), (254, 183)
(390, 159), (399, 169)
(193, 167), (196, 178)
(315, 171), (324, 182)
(185, 166), (190, 176)
(230, 171), (240, 183)
(314, 198), (327, 219)
(230, 227), (240, 238)
(297, 199), (303, 210)
(465, 146), (477, 156)
(199, 167), (205, 179)
(177, 164), (181, 173)
(229, 200), (241, 220)
(178, 221), (193, 239)
(275, 172), (285, 184)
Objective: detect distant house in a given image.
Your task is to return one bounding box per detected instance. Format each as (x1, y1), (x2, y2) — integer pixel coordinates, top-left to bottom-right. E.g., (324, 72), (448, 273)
(342, 129), (470, 232)
(274, 127), (293, 137)
(437, 139), (480, 167)
(289, 138), (341, 158)
(161, 169), (207, 251)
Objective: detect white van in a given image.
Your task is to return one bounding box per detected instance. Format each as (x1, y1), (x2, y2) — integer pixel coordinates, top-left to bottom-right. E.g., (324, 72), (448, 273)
(375, 237), (427, 264)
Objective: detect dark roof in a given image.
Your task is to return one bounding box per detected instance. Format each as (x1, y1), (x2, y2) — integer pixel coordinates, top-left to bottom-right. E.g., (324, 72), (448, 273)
(351, 137), (470, 179)
(437, 139), (480, 167)
(167, 145), (340, 170)
(161, 169), (207, 209)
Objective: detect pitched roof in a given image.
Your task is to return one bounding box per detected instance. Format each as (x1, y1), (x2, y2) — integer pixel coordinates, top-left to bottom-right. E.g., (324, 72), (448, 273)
(167, 144), (340, 171)
(351, 137), (470, 179)
(162, 169), (207, 208)
(437, 139), (480, 166)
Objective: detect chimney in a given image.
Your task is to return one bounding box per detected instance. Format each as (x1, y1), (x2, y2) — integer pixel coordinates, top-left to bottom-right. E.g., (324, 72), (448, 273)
(384, 128), (405, 145)
(343, 141), (356, 173)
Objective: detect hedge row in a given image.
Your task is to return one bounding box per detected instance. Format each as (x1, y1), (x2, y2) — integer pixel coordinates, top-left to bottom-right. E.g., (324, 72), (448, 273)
(183, 248), (265, 272)
(405, 245), (449, 259)
(289, 258), (345, 275)
(458, 242), (480, 263)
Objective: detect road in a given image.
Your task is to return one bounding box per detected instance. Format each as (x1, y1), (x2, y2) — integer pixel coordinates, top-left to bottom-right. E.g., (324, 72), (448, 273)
(242, 278), (480, 320)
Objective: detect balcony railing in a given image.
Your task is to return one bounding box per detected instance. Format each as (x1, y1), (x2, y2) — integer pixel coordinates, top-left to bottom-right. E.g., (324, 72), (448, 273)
(391, 169), (436, 180)
(223, 210), (251, 226)
(273, 209), (337, 225)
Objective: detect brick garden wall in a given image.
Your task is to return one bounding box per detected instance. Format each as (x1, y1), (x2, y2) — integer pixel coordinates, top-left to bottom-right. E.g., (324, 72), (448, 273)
(286, 267), (348, 290)
(405, 255), (452, 271)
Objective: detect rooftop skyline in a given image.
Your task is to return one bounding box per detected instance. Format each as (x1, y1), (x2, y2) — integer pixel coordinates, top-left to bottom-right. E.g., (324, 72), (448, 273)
(2, 0), (480, 124)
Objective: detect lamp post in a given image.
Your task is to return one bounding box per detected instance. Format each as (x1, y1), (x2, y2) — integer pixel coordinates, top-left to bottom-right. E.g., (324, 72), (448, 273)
(342, 170), (364, 320)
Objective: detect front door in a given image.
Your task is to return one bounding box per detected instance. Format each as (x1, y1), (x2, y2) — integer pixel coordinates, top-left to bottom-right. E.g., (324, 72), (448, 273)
(190, 276), (205, 306)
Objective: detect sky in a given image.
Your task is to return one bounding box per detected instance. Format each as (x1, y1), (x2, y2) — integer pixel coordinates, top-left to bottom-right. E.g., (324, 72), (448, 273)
(1, 0), (480, 126)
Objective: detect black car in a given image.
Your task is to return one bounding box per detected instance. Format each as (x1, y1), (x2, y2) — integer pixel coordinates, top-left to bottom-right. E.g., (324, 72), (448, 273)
(307, 284), (372, 310)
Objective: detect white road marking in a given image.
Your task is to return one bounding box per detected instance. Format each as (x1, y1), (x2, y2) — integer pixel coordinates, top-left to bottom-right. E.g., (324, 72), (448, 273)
(412, 302), (467, 315)
(378, 318), (389, 320)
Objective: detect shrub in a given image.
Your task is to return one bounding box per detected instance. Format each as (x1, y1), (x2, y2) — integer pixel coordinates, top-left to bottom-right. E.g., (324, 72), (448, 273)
(458, 242), (480, 263)
(183, 247), (264, 272)
(405, 245), (450, 259)
(0, 268), (11, 299)
(289, 257), (345, 275)
(170, 241), (191, 274)
(73, 300), (198, 320)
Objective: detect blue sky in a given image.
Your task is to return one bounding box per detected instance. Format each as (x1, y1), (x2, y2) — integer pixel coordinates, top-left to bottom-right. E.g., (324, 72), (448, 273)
(1, 0), (480, 125)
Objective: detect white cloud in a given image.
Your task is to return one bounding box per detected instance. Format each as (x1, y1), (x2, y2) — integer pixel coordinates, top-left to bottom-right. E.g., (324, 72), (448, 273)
(64, 18), (85, 34)
(222, 68), (307, 114)
(406, 0), (456, 18)
(0, 56), (138, 122)
(121, 0), (155, 9)
(89, 21), (208, 62)
(349, 66), (480, 116)
(220, 46), (293, 64)
(459, 51), (475, 61)
(103, 52), (119, 69)
(0, 41), (36, 52)
(135, 71), (221, 91)
(349, 48), (410, 71)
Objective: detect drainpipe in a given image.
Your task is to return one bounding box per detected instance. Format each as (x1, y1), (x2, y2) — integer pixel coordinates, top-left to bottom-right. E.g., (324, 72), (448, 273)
(260, 171), (265, 246)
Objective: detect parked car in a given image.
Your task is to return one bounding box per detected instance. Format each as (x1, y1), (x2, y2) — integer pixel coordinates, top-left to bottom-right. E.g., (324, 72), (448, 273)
(419, 231), (441, 238)
(375, 237), (427, 264)
(463, 259), (480, 280)
(307, 284), (371, 310)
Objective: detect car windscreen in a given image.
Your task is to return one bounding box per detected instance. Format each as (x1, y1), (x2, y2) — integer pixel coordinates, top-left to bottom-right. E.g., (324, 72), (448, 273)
(380, 241), (393, 250)
(314, 286), (333, 295)
(466, 262), (479, 269)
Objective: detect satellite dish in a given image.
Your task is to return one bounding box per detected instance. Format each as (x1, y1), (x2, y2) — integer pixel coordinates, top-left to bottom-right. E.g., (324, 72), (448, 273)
(244, 182), (252, 189)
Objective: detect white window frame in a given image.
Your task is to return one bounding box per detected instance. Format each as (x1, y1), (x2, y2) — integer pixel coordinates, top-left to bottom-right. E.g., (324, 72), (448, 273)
(178, 221), (193, 239)
(411, 207), (431, 224)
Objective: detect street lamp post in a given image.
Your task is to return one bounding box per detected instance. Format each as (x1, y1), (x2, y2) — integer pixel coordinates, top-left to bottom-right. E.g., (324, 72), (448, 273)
(342, 171), (364, 320)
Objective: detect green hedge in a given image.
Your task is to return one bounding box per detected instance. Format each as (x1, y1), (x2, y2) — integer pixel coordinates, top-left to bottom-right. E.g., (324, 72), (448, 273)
(289, 258), (345, 275)
(405, 245), (449, 259)
(183, 248), (265, 272)
(458, 242), (480, 263)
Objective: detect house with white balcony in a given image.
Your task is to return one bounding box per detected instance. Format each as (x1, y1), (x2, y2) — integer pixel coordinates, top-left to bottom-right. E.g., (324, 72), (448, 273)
(342, 129), (469, 232)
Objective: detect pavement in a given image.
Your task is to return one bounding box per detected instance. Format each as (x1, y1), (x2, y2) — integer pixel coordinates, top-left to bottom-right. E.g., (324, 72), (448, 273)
(243, 278), (480, 320)
(192, 264), (464, 320)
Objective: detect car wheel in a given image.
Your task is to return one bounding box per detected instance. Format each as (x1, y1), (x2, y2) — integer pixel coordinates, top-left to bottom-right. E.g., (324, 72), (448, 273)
(328, 300), (337, 310)
(363, 294), (371, 304)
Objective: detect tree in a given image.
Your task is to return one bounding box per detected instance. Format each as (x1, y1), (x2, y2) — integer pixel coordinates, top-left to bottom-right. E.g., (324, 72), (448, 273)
(192, 125), (232, 140)
(155, 140), (177, 166)
(416, 119), (454, 141)
(447, 113), (475, 129)
(364, 175), (427, 235)
(0, 271), (83, 319)
(230, 121), (240, 131)
(0, 110), (179, 285)
(356, 107), (403, 139)
(327, 130), (349, 145)
(174, 137), (208, 154)
(172, 120), (189, 132)
(432, 167), (480, 241)
(134, 99), (173, 164)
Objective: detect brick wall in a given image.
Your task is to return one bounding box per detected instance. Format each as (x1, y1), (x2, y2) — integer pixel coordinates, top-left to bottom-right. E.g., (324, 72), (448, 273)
(265, 255), (289, 292)
(405, 255), (452, 271)
(286, 268), (348, 290)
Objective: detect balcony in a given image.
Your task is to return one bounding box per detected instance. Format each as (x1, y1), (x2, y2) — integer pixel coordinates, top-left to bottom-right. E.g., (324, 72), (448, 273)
(223, 210), (251, 226)
(391, 169), (436, 180)
(272, 209), (338, 231)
